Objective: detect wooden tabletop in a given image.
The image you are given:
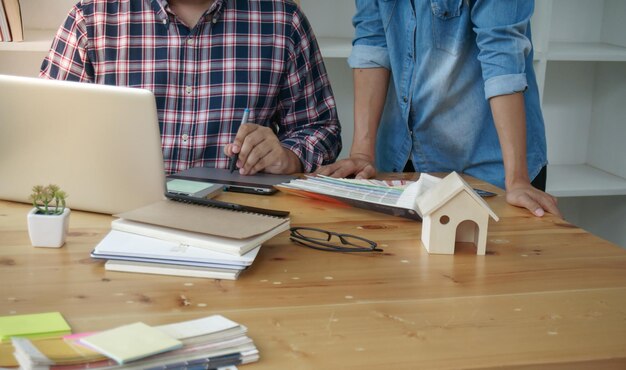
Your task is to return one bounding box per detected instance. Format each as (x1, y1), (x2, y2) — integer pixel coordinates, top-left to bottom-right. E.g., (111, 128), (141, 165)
(1, 175), (626, 369)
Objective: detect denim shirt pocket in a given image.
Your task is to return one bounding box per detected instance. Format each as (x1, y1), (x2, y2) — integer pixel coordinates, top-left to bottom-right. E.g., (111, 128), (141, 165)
(430, 0), (471, 55)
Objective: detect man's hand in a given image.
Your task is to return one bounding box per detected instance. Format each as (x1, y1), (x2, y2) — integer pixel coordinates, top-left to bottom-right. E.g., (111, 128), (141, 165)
(224, 123), (301, 175)
(316, 68), (388, 180)
(315, 154), (376, 179)
(506, 180), (561, 217)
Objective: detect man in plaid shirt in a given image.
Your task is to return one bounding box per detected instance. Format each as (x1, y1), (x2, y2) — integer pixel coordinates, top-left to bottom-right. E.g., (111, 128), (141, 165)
(40, 0), (342, 176)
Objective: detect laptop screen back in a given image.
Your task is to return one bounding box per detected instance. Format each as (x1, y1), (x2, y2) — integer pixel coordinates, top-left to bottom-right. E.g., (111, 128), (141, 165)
(0, 75), (166, 214)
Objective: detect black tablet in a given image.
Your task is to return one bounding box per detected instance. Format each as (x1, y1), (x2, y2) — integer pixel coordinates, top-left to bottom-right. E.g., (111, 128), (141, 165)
(169, 167), (298, 195)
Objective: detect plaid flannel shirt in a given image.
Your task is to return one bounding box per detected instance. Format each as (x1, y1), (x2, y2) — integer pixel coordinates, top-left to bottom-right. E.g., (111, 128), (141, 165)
(40, 0), (341, 174)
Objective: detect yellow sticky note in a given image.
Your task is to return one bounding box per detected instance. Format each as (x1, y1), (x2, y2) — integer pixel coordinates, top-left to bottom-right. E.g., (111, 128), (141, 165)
(79, 322), (182, 364)
(0, 312), (71, 342)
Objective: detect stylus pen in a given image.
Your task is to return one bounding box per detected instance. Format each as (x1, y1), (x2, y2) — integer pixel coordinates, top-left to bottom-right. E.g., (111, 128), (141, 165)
(229, 108), (250, 173)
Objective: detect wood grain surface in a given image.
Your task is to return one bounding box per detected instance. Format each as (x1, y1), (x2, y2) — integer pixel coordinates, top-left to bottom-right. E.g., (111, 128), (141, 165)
(1, 175), (625, 369)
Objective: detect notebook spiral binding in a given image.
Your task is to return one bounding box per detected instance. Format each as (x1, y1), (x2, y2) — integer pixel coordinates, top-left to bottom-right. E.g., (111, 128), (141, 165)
(165, 192), (289, 218)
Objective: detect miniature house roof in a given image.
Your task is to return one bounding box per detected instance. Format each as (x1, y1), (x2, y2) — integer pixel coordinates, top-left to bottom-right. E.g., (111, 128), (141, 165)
(416, 172), (499, 221)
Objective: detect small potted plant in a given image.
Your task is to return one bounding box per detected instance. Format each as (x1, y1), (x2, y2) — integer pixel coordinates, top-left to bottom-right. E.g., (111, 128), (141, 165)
(27, 184), (70, 248)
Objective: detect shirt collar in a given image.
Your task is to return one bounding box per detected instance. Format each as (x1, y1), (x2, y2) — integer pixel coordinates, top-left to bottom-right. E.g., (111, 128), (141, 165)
(151, 0), (227, 13)
(151, 0), (226, 25)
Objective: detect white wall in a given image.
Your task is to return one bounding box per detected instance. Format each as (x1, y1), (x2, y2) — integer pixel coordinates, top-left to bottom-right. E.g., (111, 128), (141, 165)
(323, 59), (353, 159)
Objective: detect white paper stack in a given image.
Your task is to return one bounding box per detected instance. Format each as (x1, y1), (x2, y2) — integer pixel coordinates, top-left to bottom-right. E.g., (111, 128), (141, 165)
(91, 230), (262, 280)
(90, 199), (290, 280)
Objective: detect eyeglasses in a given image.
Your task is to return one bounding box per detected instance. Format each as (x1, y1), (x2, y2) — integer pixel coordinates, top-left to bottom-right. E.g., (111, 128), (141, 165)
(289, 227), (382, 253)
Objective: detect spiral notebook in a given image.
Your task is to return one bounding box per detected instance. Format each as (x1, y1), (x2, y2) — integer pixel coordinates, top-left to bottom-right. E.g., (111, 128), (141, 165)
(112, 199), (290, 256)
(116, 199), (288, 239)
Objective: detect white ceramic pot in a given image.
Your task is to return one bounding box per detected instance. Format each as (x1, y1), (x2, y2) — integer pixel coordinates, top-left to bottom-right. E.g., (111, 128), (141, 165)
(27, 207), (71, 248)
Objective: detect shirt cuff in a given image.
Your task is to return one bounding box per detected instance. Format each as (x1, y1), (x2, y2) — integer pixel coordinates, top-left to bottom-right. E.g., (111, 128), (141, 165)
(280, 140), (316, 173)
(348, 44), (391, 70)
(484, 73), (528, 99)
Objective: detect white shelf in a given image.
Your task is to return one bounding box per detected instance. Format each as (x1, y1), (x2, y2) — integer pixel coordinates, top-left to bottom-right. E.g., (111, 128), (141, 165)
(546, 164), (626, 197)
(0, 29), (55, 52)
(317, 37), (352, 58)
(547, 41), (626, 62)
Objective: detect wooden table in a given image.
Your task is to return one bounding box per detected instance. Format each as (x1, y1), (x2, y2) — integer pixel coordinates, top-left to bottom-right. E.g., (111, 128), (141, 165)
(1, 175), (626, 369)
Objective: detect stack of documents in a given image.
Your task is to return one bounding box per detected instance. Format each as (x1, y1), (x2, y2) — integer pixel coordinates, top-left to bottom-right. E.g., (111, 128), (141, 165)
(91, 200), (290, 280)
(92, 230), (261, 280)
(11, 315), (259, 369)
(277, 175), (432, 220)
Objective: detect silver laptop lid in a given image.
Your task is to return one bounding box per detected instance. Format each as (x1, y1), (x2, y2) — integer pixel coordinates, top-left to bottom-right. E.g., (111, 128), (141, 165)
(0, 74), (166, 214)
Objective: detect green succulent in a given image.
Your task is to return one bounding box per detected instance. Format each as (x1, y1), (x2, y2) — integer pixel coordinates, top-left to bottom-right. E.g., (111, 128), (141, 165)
(29, 184), (68, 215)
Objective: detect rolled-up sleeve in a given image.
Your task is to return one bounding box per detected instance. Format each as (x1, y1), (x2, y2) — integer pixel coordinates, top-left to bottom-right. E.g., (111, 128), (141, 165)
(348, 0), (390, 70)
(277, 7), (342, 173)
(471, 0), (534, 99)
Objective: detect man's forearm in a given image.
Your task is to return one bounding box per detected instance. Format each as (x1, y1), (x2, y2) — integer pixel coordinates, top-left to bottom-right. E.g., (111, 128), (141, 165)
(489, 92), (530, 188)
(351, 68), (390, 160)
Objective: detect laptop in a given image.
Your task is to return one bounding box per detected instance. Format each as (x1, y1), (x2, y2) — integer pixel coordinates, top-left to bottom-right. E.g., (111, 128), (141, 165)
(0, 74), (169, 214)
(0, 74), (291, 217)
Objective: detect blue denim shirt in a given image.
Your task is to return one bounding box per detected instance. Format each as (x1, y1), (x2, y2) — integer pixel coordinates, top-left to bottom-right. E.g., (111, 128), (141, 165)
(348, 0), (547, 189)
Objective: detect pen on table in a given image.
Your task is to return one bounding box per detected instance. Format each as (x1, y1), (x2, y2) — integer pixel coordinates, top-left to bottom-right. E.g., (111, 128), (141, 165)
(229, 108), (250, 173)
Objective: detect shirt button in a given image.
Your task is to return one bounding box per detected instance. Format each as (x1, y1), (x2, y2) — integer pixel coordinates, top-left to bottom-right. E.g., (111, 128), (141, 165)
(187, 38), (194, 46)
(185, 86), (192, 94)
(403, 96), (408, 103)
(182, 134), (189, 142)
(162, 19), (167, 25)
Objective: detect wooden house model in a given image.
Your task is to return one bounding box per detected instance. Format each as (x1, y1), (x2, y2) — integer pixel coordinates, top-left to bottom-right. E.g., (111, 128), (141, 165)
(416, 172), (499, 255)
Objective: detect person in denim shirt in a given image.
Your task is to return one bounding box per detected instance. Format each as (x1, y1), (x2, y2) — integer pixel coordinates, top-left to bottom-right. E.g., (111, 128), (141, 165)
(318, 0), (560, 217)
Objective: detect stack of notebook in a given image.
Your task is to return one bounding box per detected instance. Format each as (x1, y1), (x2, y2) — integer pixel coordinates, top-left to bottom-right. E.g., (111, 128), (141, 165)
(10, 315), (258, 369)
(91, 199), (290, 280)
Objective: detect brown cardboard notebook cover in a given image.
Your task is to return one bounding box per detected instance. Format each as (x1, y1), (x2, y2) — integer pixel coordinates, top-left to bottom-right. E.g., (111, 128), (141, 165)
(115, 200), (288, 239)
